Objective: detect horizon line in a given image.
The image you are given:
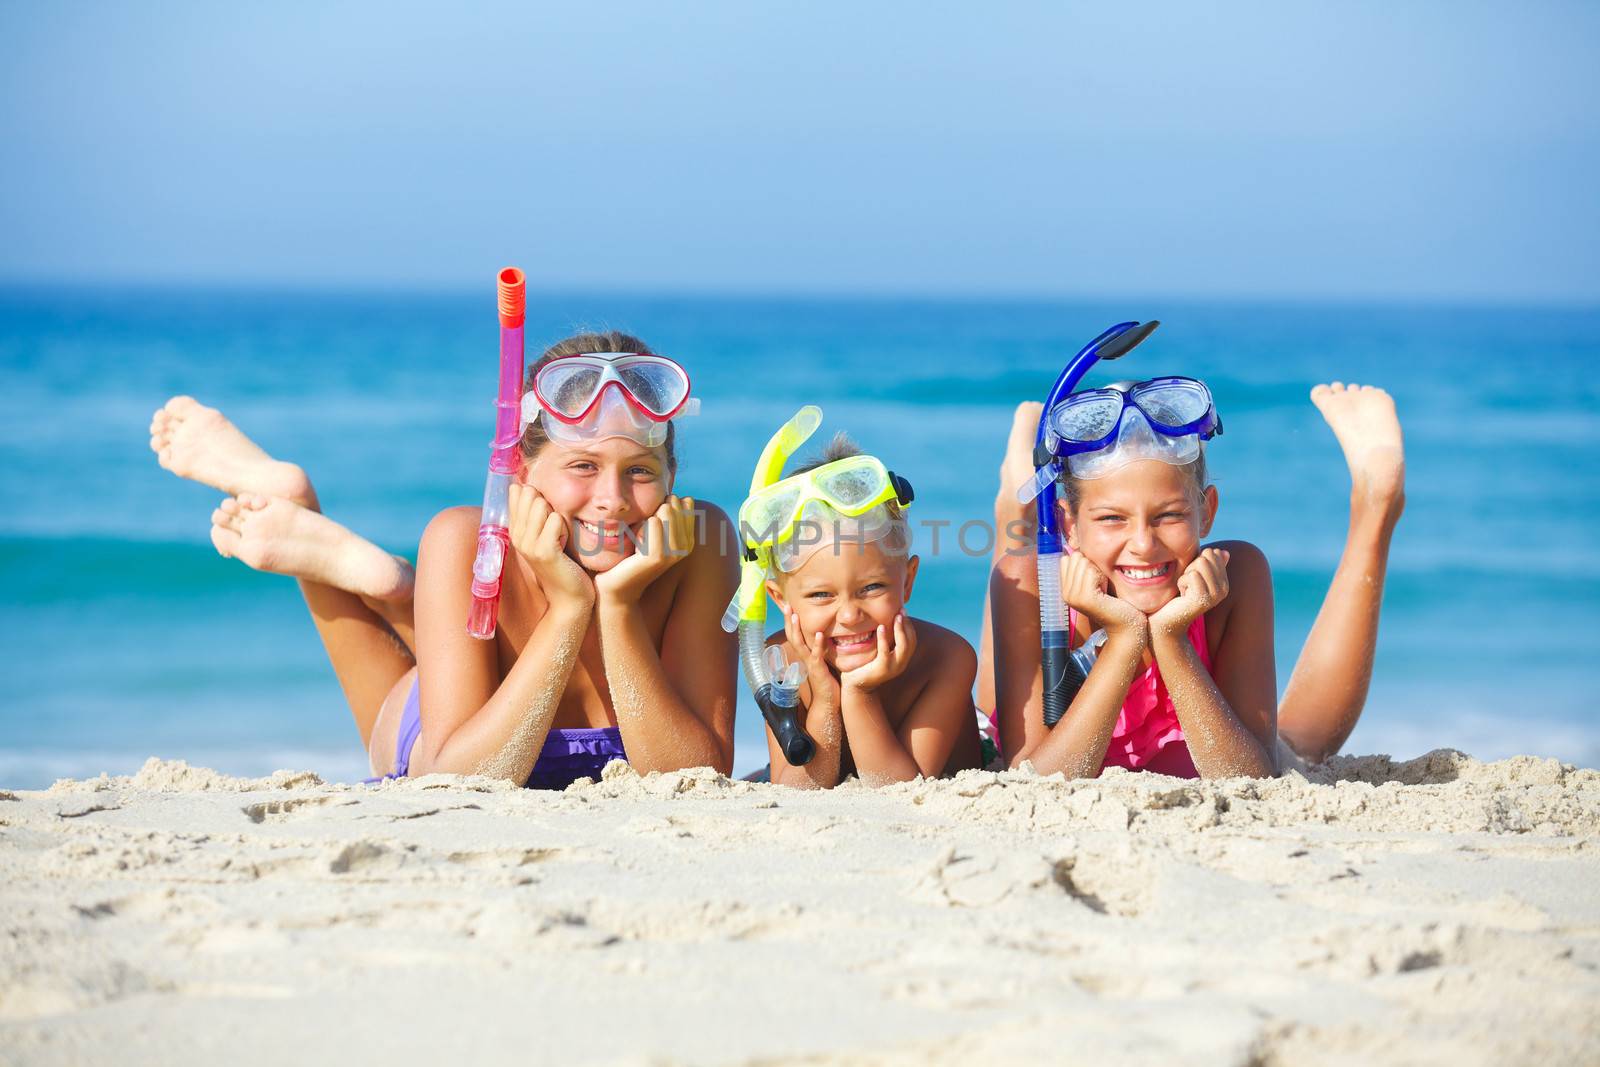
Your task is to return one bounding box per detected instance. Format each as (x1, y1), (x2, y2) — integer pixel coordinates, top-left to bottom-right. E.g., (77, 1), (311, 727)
(1, 275), (1597, 312)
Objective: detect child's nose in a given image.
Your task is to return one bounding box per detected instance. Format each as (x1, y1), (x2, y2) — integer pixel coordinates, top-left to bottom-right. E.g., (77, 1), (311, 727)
(590, 470), (627, 515)
(836, 600), (861, 626)
(1128, 521), (1157, 554)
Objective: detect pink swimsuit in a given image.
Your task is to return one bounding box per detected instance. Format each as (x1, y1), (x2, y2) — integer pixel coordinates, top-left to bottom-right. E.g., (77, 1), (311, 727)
(1091, 611), (1209, 778)
(977, 612), (1213, 777)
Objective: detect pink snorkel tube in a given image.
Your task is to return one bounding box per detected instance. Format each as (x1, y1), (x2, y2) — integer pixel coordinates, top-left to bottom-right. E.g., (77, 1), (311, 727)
(466, 267), (527, 639)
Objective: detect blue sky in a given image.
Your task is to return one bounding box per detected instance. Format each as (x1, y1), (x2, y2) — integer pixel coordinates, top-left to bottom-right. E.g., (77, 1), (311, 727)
(3, 1), (1596, 301)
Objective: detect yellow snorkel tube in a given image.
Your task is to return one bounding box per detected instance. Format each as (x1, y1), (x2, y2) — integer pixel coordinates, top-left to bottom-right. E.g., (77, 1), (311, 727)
(721, 406), (823, 767)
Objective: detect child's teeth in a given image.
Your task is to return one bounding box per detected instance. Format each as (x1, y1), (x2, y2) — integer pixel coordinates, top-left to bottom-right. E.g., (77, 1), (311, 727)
(1121, 565), (1167, 579)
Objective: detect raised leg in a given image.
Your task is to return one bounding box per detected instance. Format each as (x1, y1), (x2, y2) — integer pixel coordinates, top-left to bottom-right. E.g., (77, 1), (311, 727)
(151, 396), (418, 754)
(980, 403), (1055, 764)
(210, 494), (417, 748)
(977, 402), (1043, 715)
(1277, 384), (1406, 763)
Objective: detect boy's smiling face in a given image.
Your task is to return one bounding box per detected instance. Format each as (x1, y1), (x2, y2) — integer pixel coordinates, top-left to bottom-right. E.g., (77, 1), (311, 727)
(768, 539), (919, 672)
(1065, 459), (1217, 616)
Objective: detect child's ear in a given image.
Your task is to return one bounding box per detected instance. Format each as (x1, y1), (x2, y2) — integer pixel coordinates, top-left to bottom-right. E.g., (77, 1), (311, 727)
(1200, 484), (1219, 537)
(901, 555), (920, 602)
(764, 577), (790, 616)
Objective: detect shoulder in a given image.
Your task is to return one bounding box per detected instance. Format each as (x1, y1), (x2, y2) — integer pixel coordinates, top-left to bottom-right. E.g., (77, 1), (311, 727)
(1207, 539), (1271, 597)
(418, 505), (484, 567)
(690, 500), (736, 556)
(681, 500), (739, 579)
(695, 500), (734, 532)
(421, 505), (483, 549)
(1203, 540), (1272, 650)
(416, 507), (483, 592)
(659, 498), (739, 619)
(908, 618), (977, 683)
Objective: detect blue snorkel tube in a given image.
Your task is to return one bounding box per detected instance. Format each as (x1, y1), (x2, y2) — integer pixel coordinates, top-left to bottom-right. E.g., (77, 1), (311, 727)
(1022, 320), (1161, 727)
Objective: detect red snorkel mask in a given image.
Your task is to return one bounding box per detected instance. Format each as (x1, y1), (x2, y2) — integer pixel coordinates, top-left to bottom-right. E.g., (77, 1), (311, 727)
(522, 353), (699, 447)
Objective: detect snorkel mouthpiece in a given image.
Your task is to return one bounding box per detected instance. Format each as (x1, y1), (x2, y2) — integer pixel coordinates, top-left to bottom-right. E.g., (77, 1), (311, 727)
(761, 645), (813, 766)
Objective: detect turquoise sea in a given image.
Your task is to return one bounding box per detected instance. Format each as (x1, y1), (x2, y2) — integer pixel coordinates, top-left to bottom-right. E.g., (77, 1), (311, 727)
(2, 287), (1596, 788)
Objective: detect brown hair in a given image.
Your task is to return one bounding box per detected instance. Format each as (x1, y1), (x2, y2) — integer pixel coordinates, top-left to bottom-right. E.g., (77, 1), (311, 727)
(518, 331), (677, 471)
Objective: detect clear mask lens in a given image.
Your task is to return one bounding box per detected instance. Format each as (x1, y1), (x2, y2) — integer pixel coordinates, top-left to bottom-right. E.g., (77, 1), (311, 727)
(744, 484), (803, 542)
(1052, 393), (1126, 443)
(615, 359), (686, 416)
(812, 459), (889, 507)
(1133, 379), (1210, 428)
(539, 362), (605, 417)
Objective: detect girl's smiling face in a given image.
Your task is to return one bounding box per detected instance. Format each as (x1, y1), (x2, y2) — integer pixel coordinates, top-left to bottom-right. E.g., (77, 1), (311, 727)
(1065, 459), (1218, 615)
(768, 540), (919, 672)
(525, 438), (673, 572)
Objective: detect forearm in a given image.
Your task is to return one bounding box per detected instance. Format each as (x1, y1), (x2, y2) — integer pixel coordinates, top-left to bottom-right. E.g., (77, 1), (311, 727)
(598, 595), (729, 774)
(1151, 631), (1274, 778)
(771, 698), (844, 789)
(839, 687), (922, 785)
(416, 602), (591, 781)
(1014, 632), (1145, 778)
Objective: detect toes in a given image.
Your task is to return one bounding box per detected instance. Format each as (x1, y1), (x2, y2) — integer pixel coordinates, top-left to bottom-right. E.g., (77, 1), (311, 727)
(212, 499), (243, 532)
(210, 523), (239, 558)
(163, 395), (200, 417)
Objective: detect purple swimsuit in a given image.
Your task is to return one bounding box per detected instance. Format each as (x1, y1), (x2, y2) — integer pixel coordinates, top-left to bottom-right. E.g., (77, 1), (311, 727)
(388, 679), (627, 789)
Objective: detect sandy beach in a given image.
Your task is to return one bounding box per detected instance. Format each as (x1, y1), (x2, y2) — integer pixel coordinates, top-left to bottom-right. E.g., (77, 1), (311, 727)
(1, 751), (1596, 1066)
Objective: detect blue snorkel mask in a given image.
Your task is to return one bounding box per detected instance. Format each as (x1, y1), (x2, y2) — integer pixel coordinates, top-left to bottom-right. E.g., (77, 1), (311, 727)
(1021, 319), (1162, 729)
(1037, 375), (1222, 483)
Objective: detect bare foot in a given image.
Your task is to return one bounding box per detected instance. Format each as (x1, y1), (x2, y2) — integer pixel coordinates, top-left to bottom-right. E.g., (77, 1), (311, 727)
(151, 397), (317, 509)
(999, 401), (1045, 506)
(1310, 383), (1406, 522)
(211, 494), (414, 601)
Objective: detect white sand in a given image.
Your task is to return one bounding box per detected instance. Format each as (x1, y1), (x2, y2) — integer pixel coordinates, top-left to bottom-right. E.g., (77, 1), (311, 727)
(2, 750), (1597, 1066)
